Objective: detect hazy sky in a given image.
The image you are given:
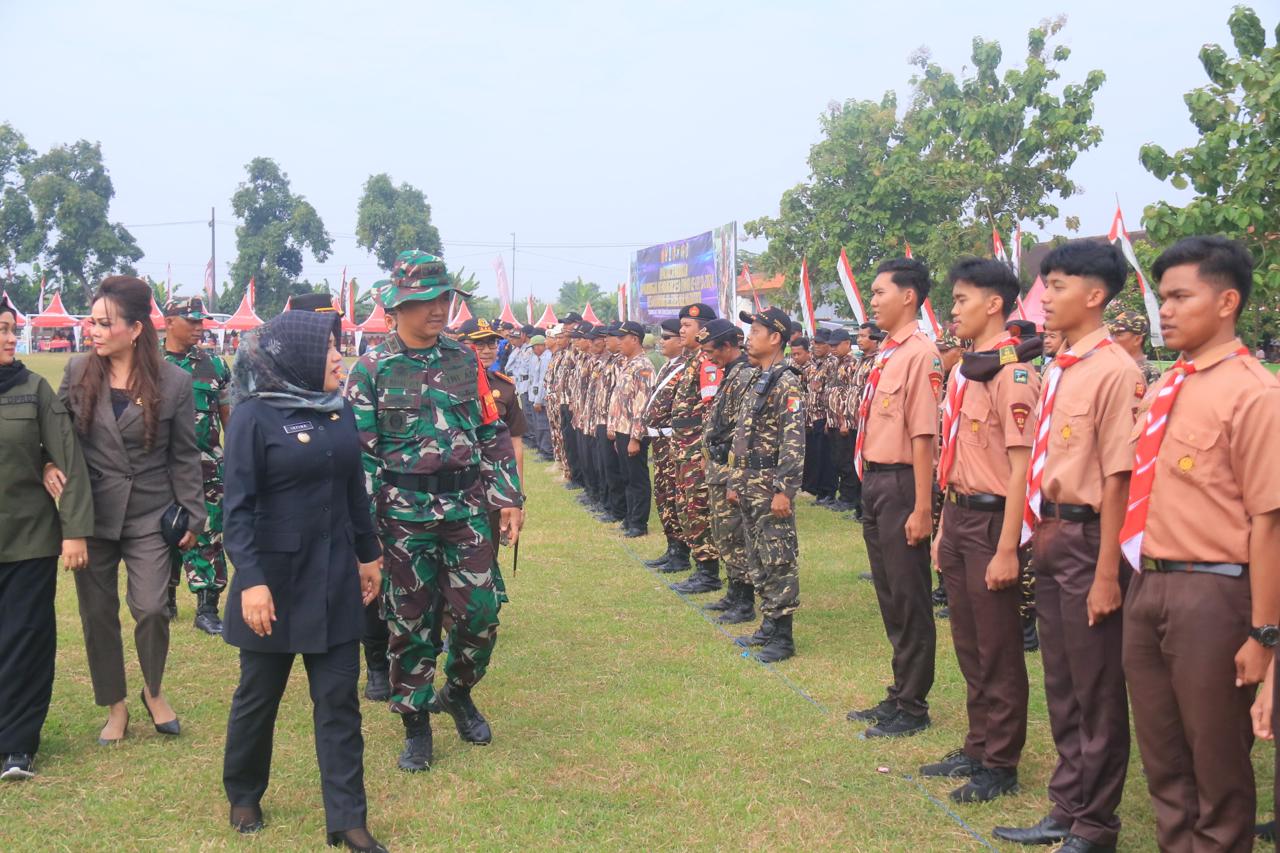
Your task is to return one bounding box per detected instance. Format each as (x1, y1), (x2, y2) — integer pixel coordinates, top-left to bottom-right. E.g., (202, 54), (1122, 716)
(0, 0), (1243, 305)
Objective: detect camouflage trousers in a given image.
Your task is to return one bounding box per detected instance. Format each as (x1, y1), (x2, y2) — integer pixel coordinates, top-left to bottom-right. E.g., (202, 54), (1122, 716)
(168, 459), (226, 592)
(707, 476), (749, 584)
(547, 399), (567, 468)
(1020, 549), (1036, 620)
(651, 436), (683, 542)
(380, 514), (501, 715)
(738, 482), (800, 619)
(672, 433), (718, 562)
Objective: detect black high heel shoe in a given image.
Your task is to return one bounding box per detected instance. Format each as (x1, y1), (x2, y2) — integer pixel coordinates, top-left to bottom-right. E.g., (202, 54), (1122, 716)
(96, 712), (129, 746)
(327, 827), (389, 852)
(140, 689), (181, 736)
(229, 804), (264, 834)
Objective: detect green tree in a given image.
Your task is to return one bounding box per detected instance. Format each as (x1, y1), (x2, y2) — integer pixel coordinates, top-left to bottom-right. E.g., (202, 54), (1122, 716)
(229, 157), (332, 317)
(745, 17), (1104, 321)
(20, 139), (142, 311)
(355, 174), (442, 271)
(555, 276), (617, 319)
(0, 124), (40, 284)
(1139, 5), (1280, 345)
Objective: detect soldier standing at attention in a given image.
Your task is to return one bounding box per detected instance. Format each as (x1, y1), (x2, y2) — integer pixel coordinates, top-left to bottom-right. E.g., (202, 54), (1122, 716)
(827, 329), (860, 514)
(923, 259), (1041, 804)
(695, 319), (756, 624)
(846, 257), (942, 739)
(730, 308), (804, 662)
(607, 321), (656, 538)
(345, 251), (523, 773)
(994, 242), (1143, 852)
(642, 319), (692, 573)
(668, 303), (724, 595)
(595, 324), (626, 524)
(805, 329), (837, 505)
(846, 323), (882, 528)
(162, 296), (231, 635)
(1122, 237), (1279, 851)
(1108, 310), (1163, 387)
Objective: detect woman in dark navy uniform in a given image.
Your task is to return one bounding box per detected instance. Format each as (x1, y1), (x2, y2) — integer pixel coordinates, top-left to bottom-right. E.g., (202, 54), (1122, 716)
(219, 310), (388, 853)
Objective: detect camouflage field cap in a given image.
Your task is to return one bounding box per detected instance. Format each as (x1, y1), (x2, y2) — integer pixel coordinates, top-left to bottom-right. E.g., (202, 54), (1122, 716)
(386, 250), (462, 308)
(1109, 309), (1149, 336)
(937, 329), (962, 351)
(373, 279), (397, 311)
(163, 295), (212, 320)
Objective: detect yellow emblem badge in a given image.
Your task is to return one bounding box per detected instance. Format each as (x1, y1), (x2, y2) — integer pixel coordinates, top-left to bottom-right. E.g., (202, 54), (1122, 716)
(1061, 425), (1072, 440)
(1178, 455), (1194, 472)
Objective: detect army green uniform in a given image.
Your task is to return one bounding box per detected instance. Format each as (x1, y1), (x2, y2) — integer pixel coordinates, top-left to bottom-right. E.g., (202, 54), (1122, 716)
(703, 356), (756, 586)
(164, 346), (231, 592)
(347, 330), (522, 716)
(643, 354), (687, 546)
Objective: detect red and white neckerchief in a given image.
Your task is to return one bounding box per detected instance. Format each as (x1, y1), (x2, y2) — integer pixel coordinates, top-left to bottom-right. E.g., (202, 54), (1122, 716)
(1119, 345), (1248, 569)
(937, 337), (1018, 490)
(1020, 336), (1113, 544)
(853, 336), (903, 478)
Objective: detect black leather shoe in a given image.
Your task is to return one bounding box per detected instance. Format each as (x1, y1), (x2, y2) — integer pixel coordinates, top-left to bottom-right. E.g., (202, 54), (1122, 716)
(919, 748), (981, 778)
(1023, 616), (1040, 653)
(623, 527), (647, 538)
(828, 499), (855, 512)
(992, 816), (1070, 846)
(229, 804), (264, 834)
(0, 753), (35, 780)
(141, 689), (180, 736)
(931, 583), (948, 607)
(734, 617), (775, 648)
(397, 712), (432, 772)
(96, 712), (129, 746)
(1258, 820), (1276, 843)
(364, 668), (391, 702)
(429, 682), (492, 745)
(327, 827), (390, 852)
(846, 699), (896, 724)
(194, 589), (224, 635)
(1053, 835), (1115, 853)
(865, 710), (930, 739)
(858, 572), (874, 582)
(950, 766), (1018, 803)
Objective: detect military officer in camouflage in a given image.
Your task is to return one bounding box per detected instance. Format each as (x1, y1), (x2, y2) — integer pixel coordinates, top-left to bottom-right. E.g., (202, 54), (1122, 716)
(730, 308), (805, 663)
(345, 250), (523, 773)
(162, 296), (231, 635)
(1108, 309), (1163, 387)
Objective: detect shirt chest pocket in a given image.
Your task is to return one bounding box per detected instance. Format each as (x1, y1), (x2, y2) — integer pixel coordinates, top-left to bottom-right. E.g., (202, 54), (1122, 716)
(378, 389), (425, 439)
(958, 393), (991, 448)
(1050, 397), (1092, 451)
(872, 373), (903, 419)
(1160, 424), (1224, 487)
(0, 403), (36, 421)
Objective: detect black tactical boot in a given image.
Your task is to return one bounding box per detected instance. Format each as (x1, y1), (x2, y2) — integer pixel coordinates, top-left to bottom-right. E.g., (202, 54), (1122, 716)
(643, 538), (678, 568)
(716, 582), (756, 625)
(1023, 614), (1040, 653)
(194, 589), (223, 635)
(429, 682), (492, 745)
(657, 541), (691, 574)
(397, 712), (432, 772)
(165, 585), (179, 621)
(756, 614), (794, 662)
(734, 616), (776, 648)
(670, 559), (721, 594)
(703, 580), (739, 612)
(364, 668), (391, 702)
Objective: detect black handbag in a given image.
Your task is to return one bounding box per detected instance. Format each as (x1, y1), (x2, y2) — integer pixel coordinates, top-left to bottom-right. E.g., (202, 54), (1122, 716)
(160, 503), (191, 548)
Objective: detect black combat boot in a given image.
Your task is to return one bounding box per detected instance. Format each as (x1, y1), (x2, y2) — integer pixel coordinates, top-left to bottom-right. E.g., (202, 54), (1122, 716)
(364, 668), (391, 702)
(734, 616), (776, 648)
(1023, 613), (1040, 653)
(702, 580), (739, 612)
(657, 541), (691, 574)
(397, 711), (432, 772)
(429, 682), (493, 745)
(716, 581), (756, 625)
(755, 614), (794, 662)
(669, 559), (721, 594)
(644, 538), (678, 568)
(193, 589), (223, 635)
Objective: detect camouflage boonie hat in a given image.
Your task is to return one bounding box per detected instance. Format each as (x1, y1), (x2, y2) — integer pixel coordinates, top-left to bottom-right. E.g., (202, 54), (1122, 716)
(163, 296), (212, 320)
(937, 329), (962, 350)
(1109, 310), (1149, 336)
(373, 279), (396, 311)
(385, 250), (462, 308)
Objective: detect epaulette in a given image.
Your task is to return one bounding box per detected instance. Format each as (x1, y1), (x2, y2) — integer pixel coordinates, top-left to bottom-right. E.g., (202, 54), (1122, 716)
(491, 370), (514, 384)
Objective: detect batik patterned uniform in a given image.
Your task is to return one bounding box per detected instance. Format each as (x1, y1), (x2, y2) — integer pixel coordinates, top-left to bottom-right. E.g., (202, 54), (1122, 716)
(643, 355), (688, 544)
(669, 353), (722, 562)
(164, 346), (231, 592)
(730, 366), (805, 617)
(346, 333), (522, 715)
(703, 358), (756, 585)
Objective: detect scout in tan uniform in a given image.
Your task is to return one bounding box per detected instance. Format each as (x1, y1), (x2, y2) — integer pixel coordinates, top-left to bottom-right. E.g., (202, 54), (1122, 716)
(922, 259), (1041, 804)
(1119, 237), (1280, 852)
(995, 241), (1144, 852)
(845, 257), (942, 739)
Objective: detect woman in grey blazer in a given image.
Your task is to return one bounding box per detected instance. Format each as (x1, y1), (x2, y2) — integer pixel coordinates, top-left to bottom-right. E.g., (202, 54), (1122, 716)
(47, 276), (206, 745)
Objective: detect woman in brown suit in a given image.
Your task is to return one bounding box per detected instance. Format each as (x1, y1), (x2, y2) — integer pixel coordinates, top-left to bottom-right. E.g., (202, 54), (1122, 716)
(46, 276), (206, 744)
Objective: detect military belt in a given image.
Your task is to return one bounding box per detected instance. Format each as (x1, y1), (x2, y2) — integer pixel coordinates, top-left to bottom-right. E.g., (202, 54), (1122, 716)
(947, 490), (1005, 512)
(671, 417), (702, 430)
(864, 462), (912, 473)
(383, 467), (480, 494)
(733, 450), (779, 470)
(1039, 501), (1099, 523)
(1141, 558), (1245, 578)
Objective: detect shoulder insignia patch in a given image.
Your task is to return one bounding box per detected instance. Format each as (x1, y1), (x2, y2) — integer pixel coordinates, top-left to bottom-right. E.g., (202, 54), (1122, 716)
(1135, 382), (1146, 399)
(999, 345), (1017, 365)
(1010, 402), (1031, 433)
(786, 394), (801, 413)
(929, 371), (943, 398)
(1013, 367), (1028, 384)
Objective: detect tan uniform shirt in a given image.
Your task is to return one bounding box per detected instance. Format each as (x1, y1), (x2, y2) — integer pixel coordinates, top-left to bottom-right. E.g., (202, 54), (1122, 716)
(1041, 325), (1145, 510)
(1137, 339), (1280, 564)
(950, 335), (1042, 496)
(862, 325), (943, 465)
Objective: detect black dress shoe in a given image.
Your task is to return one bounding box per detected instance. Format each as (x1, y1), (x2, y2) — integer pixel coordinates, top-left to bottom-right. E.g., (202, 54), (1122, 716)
(1023, 616), (1040, 653)
(364, 668), (391, 702)
(141, 689), (181, 736)
(950, 766), (1018, 803)
(0, 753), (35, 780)
(96, 712), (129, 746)
(1258, 820), (1276, 843)
(229, 804), (264, 834)
(327, 827), (390, 852)
(1054, 835), (1115, 853)
(429, 682), (492, 745)
(992, 815), (1070, 846)
(858, 572), (874, 582)
(919, 748), (981, 778)
(865, 710), (930, 738)
(623, 527), (647, 538)
(846, 699), (896, 724)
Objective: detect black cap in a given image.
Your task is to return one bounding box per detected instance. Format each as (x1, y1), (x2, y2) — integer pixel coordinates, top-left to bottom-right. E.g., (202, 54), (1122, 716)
(695, 318), (742, 346)
(659, 318), (682, 337)
(615, 320), (646, 339)
(828, 328), (852, 345)
(604, 321), (623, 335)
(813, 327), (831, 343)
(739, 307), (793, 339)
(457, 318), (502, 341)
(1006, 319), (1038, 339)
(562, 311), (584, 324)
(290, 293), (339, 313)
(678, 302), (717, 321)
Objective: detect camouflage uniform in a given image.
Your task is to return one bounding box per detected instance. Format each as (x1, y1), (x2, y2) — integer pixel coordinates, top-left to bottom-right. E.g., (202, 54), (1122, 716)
(669, 353), (722, 562)
(642, 353), (687, 545)
(346, 256), (522, 718)
(164, 344), (231, 592)
(703, 356), (756, 585)
(544, 346), (569, 467)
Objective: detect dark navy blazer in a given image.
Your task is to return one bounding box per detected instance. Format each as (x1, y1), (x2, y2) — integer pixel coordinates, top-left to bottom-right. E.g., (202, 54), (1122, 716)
(222, 398), (381, 654)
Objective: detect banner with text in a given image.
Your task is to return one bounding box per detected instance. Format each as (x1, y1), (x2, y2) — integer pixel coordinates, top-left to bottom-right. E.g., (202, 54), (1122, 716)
(630, 223), (735, 323)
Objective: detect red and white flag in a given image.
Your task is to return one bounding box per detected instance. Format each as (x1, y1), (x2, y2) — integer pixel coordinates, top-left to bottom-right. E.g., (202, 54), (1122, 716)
(1108, 204), (1165, 348)
(903, 239), (939, 339)
(204, 260), (216, 307)
(616, 283), (625, 321)
(798, 258), (816, 337)
(494, 256), (512, 313)
(742, 264), (763, 311)
(836, 248), (867, 324)
(1010, 224), (1022, 273)
(247, 275), (257, 310)
(992, 226), (1009, 264)
(37, 275), (48, 312)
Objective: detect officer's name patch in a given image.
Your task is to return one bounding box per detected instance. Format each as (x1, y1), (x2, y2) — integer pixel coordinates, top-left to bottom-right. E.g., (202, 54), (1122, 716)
(283, 422), (314, 434)
(0, 394), (37, 405)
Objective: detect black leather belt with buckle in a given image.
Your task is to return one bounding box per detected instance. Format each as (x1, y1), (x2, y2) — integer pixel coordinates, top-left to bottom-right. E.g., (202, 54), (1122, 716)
(1141, 558), (1245, 578)
(1040, 501), (1099, 523)
(383, 467), (480, 493)
(864, 462), (912, 473)
(948, 491), (1006, 512)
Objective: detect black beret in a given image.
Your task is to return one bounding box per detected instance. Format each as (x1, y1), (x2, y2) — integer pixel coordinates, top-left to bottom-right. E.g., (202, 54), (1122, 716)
(678, 302), (717, 321)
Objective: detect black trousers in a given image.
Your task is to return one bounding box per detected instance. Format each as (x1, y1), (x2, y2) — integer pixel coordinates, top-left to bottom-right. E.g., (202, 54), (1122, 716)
(576, 428), (599, 500)
(613, 432), (652, 530)
(803, 420), (837, 498)
(224, 640), (367, 834)
(362, 600), (388, 672)
(597, 425), (625, 518)
(0, 557), (57, 755)
(829, 429), (861, 506)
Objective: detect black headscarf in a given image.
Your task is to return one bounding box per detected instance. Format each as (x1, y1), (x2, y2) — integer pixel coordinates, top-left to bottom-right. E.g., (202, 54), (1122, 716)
(231, 310), (345, 412)
(0, 296), (27, 394)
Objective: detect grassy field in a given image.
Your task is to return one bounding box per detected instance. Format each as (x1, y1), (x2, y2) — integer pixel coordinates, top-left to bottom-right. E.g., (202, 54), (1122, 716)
(1, 353), (1273, 851)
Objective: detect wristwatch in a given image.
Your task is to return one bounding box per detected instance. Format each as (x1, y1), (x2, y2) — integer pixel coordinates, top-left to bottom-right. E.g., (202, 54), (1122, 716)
(1250, 625), (1280, 648)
